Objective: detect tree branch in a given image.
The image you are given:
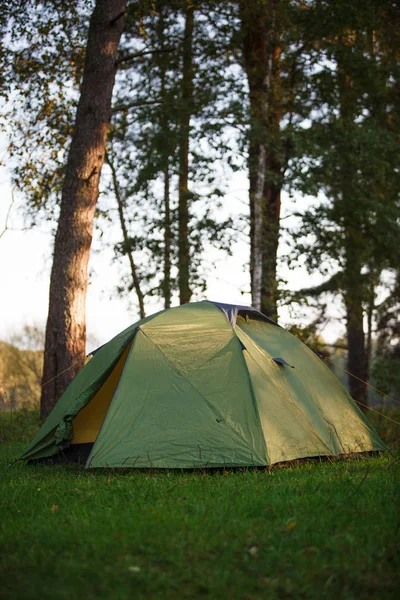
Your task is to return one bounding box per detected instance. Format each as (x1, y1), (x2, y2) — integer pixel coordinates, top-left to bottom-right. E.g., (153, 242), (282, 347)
(117, 47), (175, 65)
(0, 189), (15, 241)
(110, 10), (126, 26)
(296, 272), (344, 298)
(106, 152), (146, 319)
(112, 99), (163, 113)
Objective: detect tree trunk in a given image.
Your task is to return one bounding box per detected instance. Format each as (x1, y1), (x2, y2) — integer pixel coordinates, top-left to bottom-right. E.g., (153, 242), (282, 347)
(239, 0), (281, 321)
(156, 0), (172, 309)
(40, 0), (127, 419)
(163, 165), (172, 308)
(365, 276), (375, 386)
(107, 153), (146, 319)
(261, 88), (281, 320)
(338, 52), (368, 411)
(344, 245), (368, 411)
(178, 0), (194, 305)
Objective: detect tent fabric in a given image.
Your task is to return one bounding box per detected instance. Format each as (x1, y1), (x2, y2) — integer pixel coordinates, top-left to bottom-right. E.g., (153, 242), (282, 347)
(71, 342), (133, 444)
(19, 312), (158, 461)
(211, 301), (277, 328)
(20, 301), (385, 468)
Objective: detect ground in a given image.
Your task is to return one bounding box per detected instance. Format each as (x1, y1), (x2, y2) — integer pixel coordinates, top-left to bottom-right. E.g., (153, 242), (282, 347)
(1, 410), (399, 600)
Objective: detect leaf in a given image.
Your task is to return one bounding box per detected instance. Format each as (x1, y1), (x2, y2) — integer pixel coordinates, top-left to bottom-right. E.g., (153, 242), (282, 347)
(128, 566), (141, 573)
(248, 545), (259, 558)
(50, 504), (59, 512)
(278, 521), (297, 533)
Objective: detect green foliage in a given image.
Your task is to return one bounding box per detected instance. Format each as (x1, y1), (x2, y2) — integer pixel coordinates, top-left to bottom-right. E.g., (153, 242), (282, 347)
(286, 0), (400, 394)
(371, 358), (400, 399)
(1, 0), (399, 335)
(0, 1), (91, 216)
(289, 0), (400, 260)
(371, 274), (400, 398)
(104, 1), (243, 305)
(287, 322), (331, 358)
(1, 1), (246, 309)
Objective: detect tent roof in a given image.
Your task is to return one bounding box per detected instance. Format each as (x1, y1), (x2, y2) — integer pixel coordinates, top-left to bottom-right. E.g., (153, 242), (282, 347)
(89, 301), (275, 356)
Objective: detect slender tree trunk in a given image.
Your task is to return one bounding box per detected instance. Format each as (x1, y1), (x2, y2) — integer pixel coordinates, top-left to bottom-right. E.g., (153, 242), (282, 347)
(261, 50), (281, 320)
(239, 0), (281, 321)
(343, 243), (368, 411)
(156, 0), (172, 309)
(163, 165), (172, 308)
(365, 276), (375, 385)
(178, 0), (194, 305)
(107, 154), (146, 319)
(40, 0), (127, 419)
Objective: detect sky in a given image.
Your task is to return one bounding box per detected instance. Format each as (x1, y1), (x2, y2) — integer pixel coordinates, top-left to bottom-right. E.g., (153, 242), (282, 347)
(0, 145), (342, 353)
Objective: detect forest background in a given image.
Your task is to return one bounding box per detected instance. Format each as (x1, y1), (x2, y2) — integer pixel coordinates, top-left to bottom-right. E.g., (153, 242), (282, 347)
(0, 0), (399, 417)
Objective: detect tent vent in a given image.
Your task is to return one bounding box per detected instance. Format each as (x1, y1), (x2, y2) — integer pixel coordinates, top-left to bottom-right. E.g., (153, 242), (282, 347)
(273, 357), (294, 368)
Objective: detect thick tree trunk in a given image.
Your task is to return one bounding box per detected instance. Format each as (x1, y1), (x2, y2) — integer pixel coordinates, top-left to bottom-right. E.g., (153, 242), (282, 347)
(239, 0), (281, 321)
(178, 0), (194, 305)
(108, 154), (146, 319)
(40, 0), (127, 419)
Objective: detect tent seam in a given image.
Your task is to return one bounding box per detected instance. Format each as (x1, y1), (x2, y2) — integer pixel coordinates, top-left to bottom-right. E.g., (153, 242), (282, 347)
(137, 327), (266, 464)
(232, 328), (270, 464)
(85, 338), (136, 468)
(235, 325), (336, 456)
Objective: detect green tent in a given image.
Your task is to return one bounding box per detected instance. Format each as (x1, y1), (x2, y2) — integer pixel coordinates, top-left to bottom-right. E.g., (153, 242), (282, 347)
(20, 301), (384, 468)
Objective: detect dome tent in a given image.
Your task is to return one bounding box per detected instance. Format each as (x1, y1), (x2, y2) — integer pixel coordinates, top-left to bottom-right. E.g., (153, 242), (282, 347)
(20, 301), (384, 468)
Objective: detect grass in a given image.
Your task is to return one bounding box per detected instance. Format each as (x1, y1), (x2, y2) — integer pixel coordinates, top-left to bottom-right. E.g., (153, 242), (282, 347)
(1, 411), (399, 600)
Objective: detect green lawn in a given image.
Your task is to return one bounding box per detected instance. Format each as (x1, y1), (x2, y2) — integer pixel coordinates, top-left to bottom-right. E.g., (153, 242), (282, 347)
(1, 410), (399, 600)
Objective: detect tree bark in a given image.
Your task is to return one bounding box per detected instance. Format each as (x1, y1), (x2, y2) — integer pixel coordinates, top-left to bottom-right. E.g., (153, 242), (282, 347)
(163, 165), (172, 308)
(239, 0), (282, 321)
(338, 52), (368, 410)
(261, 88), (281, 320)
(40, 0), (127, 419)
(178, 0), (194, 305)
(156, 0), (172, 309)
(365, 276), (375, 385)
(343, 242), (368, 411)
(107, 153), (146, 320)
